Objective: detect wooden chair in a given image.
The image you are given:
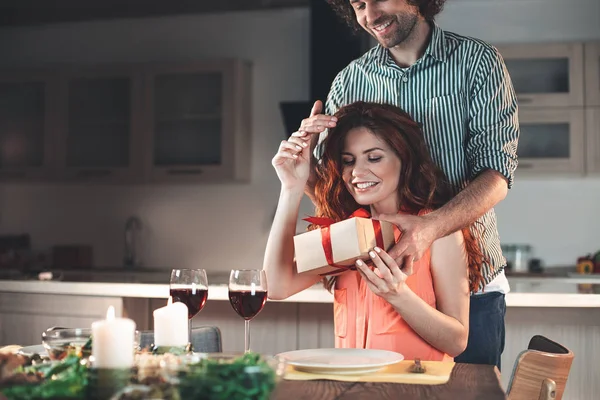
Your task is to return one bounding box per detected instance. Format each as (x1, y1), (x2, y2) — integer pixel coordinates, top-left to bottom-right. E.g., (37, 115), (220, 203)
(506, 335), (574, 400)
(138, 326), (222, 353)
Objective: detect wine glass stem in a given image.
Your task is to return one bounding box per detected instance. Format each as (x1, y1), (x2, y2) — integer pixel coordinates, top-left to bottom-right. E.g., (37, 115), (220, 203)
(188, 319), (192, 350)
(244, 319), (250, 353)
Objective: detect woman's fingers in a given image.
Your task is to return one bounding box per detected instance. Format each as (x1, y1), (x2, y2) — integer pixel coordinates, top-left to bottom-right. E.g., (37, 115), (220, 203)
(272, 151), (298, 165)
(356, 267), (384, 294)
(274, 133), (311, 159)
(374, 247), (407, 283)
(355, 260), (387, 293)
(279, 140), (304, 153)
(368, 248), (398, 286)
(286, 136), (310, 149)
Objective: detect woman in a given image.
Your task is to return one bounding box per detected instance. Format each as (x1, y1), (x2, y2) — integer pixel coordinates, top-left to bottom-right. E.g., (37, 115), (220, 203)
(264, 101), (484, 360)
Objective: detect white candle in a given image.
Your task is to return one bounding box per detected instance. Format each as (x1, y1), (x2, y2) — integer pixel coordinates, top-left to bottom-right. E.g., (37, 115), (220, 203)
(91, 306), (136, 369)
(153, 297), (189, 347)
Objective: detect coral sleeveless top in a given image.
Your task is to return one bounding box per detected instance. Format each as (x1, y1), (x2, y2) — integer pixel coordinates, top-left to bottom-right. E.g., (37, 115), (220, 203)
(333, 225), (452, 362)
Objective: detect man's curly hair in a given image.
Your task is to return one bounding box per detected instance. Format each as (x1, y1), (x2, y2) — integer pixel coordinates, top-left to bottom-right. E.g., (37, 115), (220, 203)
(326, 0), (446, 33)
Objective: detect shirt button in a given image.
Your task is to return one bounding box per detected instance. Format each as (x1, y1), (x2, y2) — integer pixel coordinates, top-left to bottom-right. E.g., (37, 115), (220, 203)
(402, 76), (408, 83)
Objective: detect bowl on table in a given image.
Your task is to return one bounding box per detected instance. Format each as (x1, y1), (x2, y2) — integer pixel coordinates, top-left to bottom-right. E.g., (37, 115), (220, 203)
(41, 328), (92, 360)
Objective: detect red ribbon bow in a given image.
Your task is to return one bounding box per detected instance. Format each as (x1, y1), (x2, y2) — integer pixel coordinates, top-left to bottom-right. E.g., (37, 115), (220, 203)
(303, 208), (385, 275)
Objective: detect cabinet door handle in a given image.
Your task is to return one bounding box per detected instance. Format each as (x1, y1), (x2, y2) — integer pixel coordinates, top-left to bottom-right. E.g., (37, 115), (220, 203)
(519, 162), (534, 169)
(76, 169), (113, 178)
(167, 169), (204, 175)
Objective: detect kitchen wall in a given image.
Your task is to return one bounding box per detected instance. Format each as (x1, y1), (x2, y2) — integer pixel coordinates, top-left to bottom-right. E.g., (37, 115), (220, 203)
(0, 0), (598, 271)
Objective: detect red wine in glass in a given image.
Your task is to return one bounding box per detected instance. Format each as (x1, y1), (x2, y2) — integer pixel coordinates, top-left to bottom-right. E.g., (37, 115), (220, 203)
(228, 290), (267, 320)
(228, 269), (268, 353)
(170, 287), (208, 319)
(170, 269), (209, 347)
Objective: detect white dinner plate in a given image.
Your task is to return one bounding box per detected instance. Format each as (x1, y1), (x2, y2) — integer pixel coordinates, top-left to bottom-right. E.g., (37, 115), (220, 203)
(277, 348), (403, 375)
(17, 344), (48, 358)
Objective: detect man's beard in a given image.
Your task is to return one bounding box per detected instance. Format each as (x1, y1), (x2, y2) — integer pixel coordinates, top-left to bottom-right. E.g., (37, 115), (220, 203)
(370, 13), (419, 48)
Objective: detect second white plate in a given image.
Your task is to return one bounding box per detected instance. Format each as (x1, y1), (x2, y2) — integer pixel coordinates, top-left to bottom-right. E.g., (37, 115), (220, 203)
(277, 348), (403, 375)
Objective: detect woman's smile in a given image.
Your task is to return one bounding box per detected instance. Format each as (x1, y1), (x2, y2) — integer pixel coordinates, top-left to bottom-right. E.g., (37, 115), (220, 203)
(342, 127), (401, 215)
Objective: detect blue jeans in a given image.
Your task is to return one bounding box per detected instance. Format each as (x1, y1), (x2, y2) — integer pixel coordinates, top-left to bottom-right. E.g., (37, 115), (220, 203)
(454, 291), (506, 370)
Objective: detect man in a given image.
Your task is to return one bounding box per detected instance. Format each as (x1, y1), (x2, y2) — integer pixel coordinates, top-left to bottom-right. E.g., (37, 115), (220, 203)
(296, 0), (519, 368)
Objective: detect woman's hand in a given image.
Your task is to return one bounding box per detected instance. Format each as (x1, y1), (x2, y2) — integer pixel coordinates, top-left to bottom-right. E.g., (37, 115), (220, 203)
(272, 131), (312, 190)
(355, 246), (410, 303)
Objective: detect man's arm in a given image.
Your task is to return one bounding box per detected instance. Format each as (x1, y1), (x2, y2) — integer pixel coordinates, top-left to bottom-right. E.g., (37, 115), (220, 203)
(380, 45), (519, 270)
(427, 169), (508, 239)
(378, 170), (508, 270)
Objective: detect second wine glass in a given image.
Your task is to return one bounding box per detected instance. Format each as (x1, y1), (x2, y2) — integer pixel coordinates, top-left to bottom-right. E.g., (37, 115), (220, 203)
(228, 269), (268, 353)
(169, 268), (209, 347)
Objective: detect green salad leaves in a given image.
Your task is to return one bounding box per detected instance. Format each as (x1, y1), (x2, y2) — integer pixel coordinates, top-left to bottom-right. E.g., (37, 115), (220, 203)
(177, 352), (277, 400)
(1, 352), (278, 400)
(2, 355), (88, 400)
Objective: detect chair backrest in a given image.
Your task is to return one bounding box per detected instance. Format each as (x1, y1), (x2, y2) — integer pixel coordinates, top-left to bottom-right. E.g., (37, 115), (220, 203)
(139, 326), (222, 353)
(507, 335), (574, 400)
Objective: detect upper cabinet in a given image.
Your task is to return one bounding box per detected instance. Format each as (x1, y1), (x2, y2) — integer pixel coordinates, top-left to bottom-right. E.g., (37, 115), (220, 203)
(496, 43), (584, 108)
(0, 59), (252, 184)
(584, 42), (600, 106)
(586, 43), (600, 175)
(144, 61), (252, 183)
(0, 71), (57, 181)
(495, 41), (600, 177)
(587, 109), (600, 175)
(517, 108), (585, 176)
(55, 66), (145, 182)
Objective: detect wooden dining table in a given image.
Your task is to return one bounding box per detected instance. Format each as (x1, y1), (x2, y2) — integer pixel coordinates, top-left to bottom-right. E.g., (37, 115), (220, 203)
(271, 363), (507, 400)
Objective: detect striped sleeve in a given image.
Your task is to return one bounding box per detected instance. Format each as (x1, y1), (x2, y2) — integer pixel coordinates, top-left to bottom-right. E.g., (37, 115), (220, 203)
(466, 46), (519, 188)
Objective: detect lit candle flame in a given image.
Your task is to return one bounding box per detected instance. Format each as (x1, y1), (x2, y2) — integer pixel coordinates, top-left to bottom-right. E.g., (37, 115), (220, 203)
(167, 296), (173, 306)
(106, 306), (115, 320)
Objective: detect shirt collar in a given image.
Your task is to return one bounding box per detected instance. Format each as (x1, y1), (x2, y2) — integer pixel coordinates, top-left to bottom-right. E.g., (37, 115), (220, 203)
(370, 21), (447, 66)
(425, 21), (447, 62)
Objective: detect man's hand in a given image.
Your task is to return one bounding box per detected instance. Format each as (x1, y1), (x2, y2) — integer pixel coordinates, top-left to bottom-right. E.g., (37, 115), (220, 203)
(377, 213), (442, 275)
(297, 100), (337, 202)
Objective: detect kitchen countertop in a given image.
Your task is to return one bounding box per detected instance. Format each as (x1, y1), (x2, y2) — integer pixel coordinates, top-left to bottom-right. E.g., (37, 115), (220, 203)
(0, 272), (599, 307)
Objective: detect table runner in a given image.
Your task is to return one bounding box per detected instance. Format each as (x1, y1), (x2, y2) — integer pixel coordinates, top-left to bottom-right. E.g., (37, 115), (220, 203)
(284, 360), (455, 385)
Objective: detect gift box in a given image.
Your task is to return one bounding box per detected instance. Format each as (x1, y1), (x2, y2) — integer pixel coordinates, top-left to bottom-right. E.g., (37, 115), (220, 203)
(293, 215), (396, 276)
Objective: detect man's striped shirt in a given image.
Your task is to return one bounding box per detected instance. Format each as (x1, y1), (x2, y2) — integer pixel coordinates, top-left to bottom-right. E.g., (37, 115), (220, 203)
(317, 23), (519, 289)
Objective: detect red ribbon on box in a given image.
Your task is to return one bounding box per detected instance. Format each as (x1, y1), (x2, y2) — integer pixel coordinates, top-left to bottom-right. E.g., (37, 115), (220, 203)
(303, 208), (385, 275)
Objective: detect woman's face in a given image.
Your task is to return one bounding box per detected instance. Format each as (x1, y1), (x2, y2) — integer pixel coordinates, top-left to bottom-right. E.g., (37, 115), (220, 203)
(341, 127), (402, 215)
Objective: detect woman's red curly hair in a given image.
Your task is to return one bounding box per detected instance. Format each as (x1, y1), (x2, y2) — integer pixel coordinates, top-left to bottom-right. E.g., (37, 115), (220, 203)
(311, 101), (484, 293)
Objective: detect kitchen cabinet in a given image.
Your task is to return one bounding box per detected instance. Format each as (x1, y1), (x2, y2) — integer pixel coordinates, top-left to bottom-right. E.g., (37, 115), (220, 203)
(516, 108), (585, 176)
(584, 42), (600, 106)
(496, 43), (584, 108)
(143, 60), (252, 183)
(0, 292), (122, 346)
(0, 71), (57, 182)
(583, 43), (600, 175)
(587, 108), (600, 174)
(147, 298), (298, 355)
(55, 66), (145, 183)
(493, 42), (600, 176)
(0, 59), (251, 184)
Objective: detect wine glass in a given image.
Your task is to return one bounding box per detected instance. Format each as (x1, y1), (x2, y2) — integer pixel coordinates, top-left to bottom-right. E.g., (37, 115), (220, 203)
(169, 269), (209, 347)
(228, 269), (268, 353)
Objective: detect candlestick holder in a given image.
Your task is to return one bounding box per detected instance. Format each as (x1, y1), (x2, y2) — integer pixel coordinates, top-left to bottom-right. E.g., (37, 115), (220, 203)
(87, 367), (133, 400)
